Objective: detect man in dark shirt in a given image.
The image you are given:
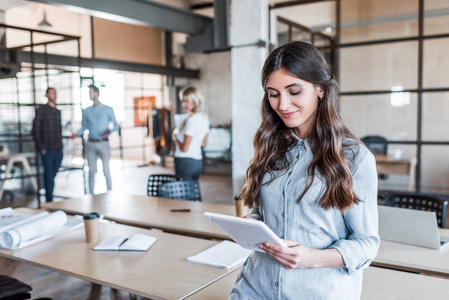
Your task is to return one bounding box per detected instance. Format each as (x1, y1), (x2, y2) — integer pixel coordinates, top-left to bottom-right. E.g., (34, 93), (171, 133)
(32, 87), (63, 202)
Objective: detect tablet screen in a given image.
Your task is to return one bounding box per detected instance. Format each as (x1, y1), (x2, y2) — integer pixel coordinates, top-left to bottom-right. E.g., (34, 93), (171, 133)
(204, 212), (287, 252)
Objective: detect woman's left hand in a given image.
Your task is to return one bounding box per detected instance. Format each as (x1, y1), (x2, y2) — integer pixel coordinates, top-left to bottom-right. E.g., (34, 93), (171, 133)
(259, 240), (317, 270)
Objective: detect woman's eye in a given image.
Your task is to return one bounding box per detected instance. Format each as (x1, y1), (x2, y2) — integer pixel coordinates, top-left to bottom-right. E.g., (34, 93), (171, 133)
(290, 90), (301, 95)
(269, 94), (280, 98)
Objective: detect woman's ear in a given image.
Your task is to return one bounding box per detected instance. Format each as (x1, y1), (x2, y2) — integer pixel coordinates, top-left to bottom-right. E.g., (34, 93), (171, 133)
(316, 86), (325, 100)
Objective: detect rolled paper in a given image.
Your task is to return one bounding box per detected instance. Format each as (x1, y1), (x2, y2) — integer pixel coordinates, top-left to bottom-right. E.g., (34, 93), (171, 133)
(0, 210), (68, 249)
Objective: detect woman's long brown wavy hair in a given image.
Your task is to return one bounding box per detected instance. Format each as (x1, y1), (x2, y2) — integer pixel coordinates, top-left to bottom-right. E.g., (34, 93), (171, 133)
(241, 41), (361, 212)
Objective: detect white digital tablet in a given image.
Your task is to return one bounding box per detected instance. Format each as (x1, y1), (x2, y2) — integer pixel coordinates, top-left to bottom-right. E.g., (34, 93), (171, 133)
(204, 212), (287, 252)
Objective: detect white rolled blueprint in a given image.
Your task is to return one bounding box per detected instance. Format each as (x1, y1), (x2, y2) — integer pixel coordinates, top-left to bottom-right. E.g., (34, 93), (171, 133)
(0, 210), (68, 249)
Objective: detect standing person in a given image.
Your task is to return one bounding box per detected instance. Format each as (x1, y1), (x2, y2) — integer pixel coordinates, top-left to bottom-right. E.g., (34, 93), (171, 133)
(173, 86), (210, 180)
(72, 84), (119, 194)
(230, 41), (379, 300)
(32, 87), (63, 203)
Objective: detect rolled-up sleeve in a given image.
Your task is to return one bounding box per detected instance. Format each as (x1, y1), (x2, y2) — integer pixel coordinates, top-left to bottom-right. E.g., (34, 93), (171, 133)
(248, 206), (263, 221)
(330, 150), (380, 275)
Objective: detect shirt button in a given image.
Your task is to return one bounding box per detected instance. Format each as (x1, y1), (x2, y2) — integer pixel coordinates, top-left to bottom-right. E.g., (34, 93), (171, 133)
(296, 154), (299, 159)
(274, 282), (279, 287)
(280, 236), (284, 239)
(281, 213), (285, 218)
(282, 191), (285, 196)
(288, 171), (292, 176)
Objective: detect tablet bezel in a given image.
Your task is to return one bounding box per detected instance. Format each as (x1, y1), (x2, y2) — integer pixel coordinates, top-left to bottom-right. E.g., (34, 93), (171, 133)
(204, 212), (287, 252)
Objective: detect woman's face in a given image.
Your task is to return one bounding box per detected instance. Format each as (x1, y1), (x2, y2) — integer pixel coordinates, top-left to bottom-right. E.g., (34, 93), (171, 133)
(182, 95), (195, 113)
(266, 68), (324, 139)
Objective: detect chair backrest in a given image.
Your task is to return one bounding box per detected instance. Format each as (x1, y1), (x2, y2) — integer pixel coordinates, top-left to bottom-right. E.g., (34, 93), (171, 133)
(384, 193), (448, 228)
(158, 180), (202, 201)
(361, 135), (388, 155)
(0, 275), (32, 300)
(147, 174), (182, 196)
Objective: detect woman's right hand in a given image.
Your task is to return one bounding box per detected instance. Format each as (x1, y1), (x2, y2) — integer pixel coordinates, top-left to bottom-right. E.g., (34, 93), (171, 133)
(243, 215), (257, 220)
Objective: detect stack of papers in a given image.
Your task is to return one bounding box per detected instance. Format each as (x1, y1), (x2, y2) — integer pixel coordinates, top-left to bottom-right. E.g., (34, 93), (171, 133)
(0, 208), (83, 249)
(187, 240), (252, 269)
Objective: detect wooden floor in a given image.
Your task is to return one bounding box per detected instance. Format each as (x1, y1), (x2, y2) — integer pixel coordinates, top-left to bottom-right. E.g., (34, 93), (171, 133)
(0, 159), (233, 210)
(0, 160), (233, 299)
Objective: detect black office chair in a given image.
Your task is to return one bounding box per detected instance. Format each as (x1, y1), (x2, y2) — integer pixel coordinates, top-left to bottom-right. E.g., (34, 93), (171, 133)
(361, 135), (388, 155)
(361, 135), (389, 180)
(384, 193), (448, 228)
(158, 180), (202, 202)
(0, 275), (32, 300)
(147, 174), (182, 197)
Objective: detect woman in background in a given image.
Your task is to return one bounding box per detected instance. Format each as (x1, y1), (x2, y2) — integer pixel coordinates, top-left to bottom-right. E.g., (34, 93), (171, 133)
(229, 41), (379, 299)
(173, 86), (210, 180)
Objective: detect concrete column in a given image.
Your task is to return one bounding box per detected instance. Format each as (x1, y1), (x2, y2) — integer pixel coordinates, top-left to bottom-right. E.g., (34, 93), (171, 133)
(230, 0), (268, 197)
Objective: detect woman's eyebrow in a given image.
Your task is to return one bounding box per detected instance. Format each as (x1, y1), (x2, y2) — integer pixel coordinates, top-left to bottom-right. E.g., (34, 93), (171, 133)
(285, 83), (303, 89)
(266, 87), (278, 92)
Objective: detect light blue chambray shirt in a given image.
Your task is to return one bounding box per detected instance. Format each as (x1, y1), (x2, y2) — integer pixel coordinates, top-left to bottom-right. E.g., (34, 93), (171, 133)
(76, 103), (119, 140)
(230, 137), (379, 300)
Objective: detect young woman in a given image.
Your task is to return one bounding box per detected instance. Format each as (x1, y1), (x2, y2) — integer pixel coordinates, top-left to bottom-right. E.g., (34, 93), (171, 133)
(229, 42), (379, 299)
(173, 86), (210, 180)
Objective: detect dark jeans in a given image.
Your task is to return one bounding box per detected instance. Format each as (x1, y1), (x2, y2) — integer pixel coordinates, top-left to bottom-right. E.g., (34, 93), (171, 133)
(41, 150), (63, 202)
(174, 157), (203, 180)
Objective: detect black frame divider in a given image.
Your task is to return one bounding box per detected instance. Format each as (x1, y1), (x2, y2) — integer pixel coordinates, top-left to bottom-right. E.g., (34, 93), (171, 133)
(269, 0), (449, 196)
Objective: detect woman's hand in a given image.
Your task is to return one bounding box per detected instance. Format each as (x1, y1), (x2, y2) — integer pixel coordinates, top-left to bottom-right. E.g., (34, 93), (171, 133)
(258, 240), (344, 270)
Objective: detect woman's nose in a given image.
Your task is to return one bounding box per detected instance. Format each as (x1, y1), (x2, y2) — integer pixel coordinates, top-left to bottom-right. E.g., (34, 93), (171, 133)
(278, 94), (291, 111)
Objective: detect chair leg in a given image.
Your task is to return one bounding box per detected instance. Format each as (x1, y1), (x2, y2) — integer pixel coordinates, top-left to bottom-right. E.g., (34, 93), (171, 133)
(0, 257), (20, 275)
(88, 283), (102, 300)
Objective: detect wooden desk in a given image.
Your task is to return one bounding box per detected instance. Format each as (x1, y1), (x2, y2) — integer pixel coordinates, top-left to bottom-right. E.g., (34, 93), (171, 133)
(186, 266), (449, 299)
(0, 220), (237, 300)
(373, 228), (449, 277)
(0, 153), (38, 200)
(375, 154), (416, 190)
(42, 192), (235, 240)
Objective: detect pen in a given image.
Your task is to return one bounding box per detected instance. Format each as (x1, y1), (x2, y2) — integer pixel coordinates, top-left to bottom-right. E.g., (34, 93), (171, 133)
(118, 238), (129, 248)
(170, 209), (191, 212)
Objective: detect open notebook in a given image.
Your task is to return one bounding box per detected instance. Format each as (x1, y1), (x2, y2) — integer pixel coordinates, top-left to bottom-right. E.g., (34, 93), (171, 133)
(94, 233), (157, 251)
(187, 240), (252, 269)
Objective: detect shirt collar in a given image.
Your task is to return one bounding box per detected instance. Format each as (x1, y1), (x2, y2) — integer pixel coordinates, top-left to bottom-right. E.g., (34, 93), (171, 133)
(291, 129), (309, 151)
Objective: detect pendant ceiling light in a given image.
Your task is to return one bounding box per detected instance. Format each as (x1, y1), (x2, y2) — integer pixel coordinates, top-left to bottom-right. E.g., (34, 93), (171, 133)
(38, 9), (52, 28)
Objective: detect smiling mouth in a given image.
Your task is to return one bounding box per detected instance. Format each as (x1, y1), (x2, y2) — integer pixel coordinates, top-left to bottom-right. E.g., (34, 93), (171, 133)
(281, 111), (298, 118)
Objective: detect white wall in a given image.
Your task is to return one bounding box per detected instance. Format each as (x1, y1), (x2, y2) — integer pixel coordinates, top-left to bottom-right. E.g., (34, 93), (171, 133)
(5, 3), (92, 57)
(184, 51), (232, 127)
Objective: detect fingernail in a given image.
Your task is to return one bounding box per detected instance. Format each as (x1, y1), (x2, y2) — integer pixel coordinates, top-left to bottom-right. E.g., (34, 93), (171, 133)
(264, 243), (270, 248)
(258, 244), (263, 249)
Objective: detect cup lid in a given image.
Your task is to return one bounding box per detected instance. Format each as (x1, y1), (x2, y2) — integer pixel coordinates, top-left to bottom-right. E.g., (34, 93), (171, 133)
(83, 212), (100, 220)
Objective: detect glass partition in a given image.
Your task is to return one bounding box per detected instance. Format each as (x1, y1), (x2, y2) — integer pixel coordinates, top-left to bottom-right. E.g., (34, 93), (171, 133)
(424, 0), (449, 36)
(377, 144), (417, 192)
(341, 94), (417, 140)
(422, 92), (449, 141)
(341, 0), (419, 43)
(423, 38), (449, 88)
(421, 145), (449, 194)
(340, 42), (418, 92)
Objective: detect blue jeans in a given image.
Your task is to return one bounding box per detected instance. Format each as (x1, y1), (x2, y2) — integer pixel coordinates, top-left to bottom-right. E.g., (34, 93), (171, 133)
(174, 157), (203, 180)
(41, 150), (63, 202)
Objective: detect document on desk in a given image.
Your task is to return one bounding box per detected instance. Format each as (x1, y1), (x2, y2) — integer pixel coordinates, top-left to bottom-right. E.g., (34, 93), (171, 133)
(94, 233), (157, 251)
(0, 210), (83, 249)
(187, 240), (252, 269)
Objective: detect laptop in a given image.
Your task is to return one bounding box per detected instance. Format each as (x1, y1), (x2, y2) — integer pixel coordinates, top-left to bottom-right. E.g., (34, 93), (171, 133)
(378, 205), (449, 250)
